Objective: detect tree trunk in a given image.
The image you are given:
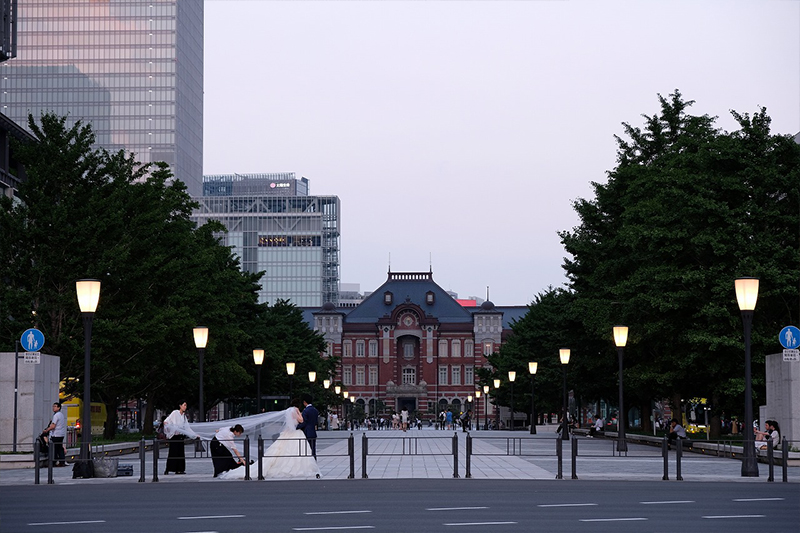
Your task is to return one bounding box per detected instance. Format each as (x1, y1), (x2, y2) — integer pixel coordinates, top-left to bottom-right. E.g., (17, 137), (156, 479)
(103, 400), (116, 440)
(641, 400), (652, 433)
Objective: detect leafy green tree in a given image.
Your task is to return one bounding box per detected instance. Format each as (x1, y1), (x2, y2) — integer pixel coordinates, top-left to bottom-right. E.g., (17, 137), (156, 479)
(1, 113), (334, 437)
(558, 91), (800, 429)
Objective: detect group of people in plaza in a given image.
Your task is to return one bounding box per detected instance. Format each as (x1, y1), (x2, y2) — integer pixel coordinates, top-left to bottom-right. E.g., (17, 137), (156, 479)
(158, 394), (320, 479)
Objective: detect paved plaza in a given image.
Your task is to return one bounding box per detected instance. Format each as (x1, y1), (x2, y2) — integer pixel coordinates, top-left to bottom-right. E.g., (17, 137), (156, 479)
(1, 428), (797, 486)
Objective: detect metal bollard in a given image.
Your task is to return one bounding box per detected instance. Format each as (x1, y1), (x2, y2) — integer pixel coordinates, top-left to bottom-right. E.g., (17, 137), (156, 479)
(34, 439), (40, 485)
(139, 438), (145, 482)
(348, 433), (354, 479)
(362, 434), (368, 478)
(556, 437), (563, 479)
(244, 436), (251, 481)
(452, 432), (459, 478)
(571, 436), (578, 479)
(767, 441), (774, 482)
(47, 439), (55, 484)
(258, 435), (264, 481)
(781, 440), (788, 483)
(676, 440), (683, 481)
(465, 434), (472, 479)
(152, 438), (159, 482)
(662, 438), (669, 481)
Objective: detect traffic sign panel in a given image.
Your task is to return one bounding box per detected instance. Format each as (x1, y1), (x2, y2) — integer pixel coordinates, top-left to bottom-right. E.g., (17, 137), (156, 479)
(20, 328), (45, 352)
(779, 326), (800, 349)
(23, 352), (41, 364)
(783, 349), (799, 362)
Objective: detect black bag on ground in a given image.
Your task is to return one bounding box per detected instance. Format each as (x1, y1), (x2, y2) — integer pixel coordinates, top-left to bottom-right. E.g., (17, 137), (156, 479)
(72, 460), (95, 479)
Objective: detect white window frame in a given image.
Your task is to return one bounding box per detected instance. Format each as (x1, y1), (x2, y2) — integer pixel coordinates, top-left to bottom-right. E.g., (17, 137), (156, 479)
(439, 365), (448, 386)
(402, 367), (416, 385)
(451, 339), (461, 357)
(451, 365), (461, 386)
(343, 366), (352, 385)
(356, 340), (365, 357)
(369, 339), (378, 357)
(356, 365), (365, 385)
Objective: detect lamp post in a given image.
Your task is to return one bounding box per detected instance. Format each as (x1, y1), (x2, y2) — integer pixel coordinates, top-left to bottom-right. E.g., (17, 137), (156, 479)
(508, 371), (516, 431)
(193, 326), (209, 421)
(528, 362), (538, 435)
(613, 326), (628, 452)
(343, 391), (349, 429)
(467, 395), (473, 431)
(76, 279), (100, 461)
(559, 348), (570, 441)
(735, 277), (760, 477)
(253, 349), (264, 413)
(308, 371), (316, 402)
(335, 385), (342, 425)
(493, 378), (501, 429)
(483, 385), (489, 430)
(286, 362), (295, 399)
(474, 390), (481, 431)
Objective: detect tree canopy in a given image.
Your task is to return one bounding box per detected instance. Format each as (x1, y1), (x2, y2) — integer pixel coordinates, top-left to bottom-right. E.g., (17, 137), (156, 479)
(492, 91), (800, 426)
(0, 113), (333, 436)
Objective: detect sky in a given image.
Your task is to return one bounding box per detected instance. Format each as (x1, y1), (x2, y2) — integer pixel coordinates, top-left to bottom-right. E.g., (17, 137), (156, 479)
(203, 0), (800, 306)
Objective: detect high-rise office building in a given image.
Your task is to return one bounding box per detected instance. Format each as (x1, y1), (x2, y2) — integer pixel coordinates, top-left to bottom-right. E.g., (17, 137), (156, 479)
(0, 1), (203, 195)
(193, 173), (341, 308)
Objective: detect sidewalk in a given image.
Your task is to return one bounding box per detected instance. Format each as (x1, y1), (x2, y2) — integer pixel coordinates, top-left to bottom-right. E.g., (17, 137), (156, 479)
(1, 429), (797, 485)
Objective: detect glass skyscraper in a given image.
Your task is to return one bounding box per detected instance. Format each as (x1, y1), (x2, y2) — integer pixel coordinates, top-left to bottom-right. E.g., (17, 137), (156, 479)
(0, 0), (203, 195)
(192, 173), (341, 308)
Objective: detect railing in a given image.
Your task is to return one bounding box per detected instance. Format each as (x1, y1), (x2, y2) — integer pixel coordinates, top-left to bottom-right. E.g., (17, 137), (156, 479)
(360, 433), (459, 478)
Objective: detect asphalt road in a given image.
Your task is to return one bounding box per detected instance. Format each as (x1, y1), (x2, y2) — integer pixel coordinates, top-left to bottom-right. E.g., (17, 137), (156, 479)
(1, 479), (797, 533)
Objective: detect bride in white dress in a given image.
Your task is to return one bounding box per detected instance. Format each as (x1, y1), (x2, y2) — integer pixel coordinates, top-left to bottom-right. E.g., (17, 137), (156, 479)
(218, 401), (321, 480)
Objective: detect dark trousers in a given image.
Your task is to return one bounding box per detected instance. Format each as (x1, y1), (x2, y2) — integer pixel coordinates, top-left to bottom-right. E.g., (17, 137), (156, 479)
(51, 436), (65, 463)
(165, 435), (186, 473)
(307, 438), (317, 459)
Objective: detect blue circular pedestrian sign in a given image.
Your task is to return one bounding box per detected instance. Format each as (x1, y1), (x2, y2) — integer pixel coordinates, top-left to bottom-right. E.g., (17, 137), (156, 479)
(20, 328), (45, 352)
(779, 326), (800, 349)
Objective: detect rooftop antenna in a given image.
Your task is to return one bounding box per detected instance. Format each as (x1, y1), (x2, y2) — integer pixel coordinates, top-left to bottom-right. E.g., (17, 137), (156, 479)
(388, 252), (391, 274)
(429, 252), (432, 274)
(486, 286), (490, 301)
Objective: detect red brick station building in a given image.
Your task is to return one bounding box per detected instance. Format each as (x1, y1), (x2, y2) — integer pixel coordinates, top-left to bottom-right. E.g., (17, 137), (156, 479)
(305, 271), (526, 423)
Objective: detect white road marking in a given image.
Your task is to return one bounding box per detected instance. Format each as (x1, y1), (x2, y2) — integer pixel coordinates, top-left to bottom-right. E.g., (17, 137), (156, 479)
(293, 527), (375, 531)
(29, 520), (105, 526)
(580, 518), (648, 522)
(177, 515), (245, 520)
(538, 503), (598, 507)
(640, 500), (695, 505)
(733, 498), (785, 502)
(444, 522), (517, 526)
(428, 507), (489, 511)
(703, 515), (765, 519)
(305, 511), (372, 515)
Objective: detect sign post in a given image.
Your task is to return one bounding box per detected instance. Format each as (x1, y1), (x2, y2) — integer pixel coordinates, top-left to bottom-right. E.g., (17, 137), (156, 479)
(779, 326), (799, 362)
(14, 329), (45, 452)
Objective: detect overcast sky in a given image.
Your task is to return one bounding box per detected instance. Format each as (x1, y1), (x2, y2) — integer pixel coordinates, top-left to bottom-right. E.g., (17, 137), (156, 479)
(203, 0), (800, 306)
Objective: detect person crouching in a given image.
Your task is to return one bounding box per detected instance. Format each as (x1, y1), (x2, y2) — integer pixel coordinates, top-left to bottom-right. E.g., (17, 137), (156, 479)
(211, 424), (245, 477)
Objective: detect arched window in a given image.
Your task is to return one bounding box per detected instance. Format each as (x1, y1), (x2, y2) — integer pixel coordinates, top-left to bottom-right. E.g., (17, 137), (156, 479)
(451, 339), (461, 357)
(465, 340), (474, 357)
(438, 339), (448, 357)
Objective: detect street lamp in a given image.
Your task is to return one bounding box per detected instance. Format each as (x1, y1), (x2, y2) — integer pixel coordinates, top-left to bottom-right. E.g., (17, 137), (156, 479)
(286, 361), (295, 399)
(343, 390), (349, 429)
(483, 385), (489, 430)
(613, 326), (628, 452)
(467, 395), (473, 431)
(735, 277), (760, 477)
(508, 371), (516, 431)
(528, 362), (538, 435)
(308, 371), (316, 402)
(323, 379), (331, 390)
(76, 279), (100, 461)
(193, 326), (209, 421)
(474, 390), (481, 431)
(253, 349), (264, 413)
(335, 385), (342, 428)
(493, 378), (501, 429)
(559, 348), (570, 441)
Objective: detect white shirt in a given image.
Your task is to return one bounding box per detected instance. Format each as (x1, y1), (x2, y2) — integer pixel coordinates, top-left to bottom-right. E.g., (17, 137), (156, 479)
(593, 418), (604, 430)
(51, 410), (67, 438)
(215, 427), (241, 455)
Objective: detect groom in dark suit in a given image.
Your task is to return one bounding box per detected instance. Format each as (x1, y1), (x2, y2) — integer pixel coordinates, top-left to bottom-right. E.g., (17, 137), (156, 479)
(297, 393), (319, 460)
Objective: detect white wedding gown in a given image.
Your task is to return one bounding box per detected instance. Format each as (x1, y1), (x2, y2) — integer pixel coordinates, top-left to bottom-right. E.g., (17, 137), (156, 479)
(218, 407), (321, 480)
